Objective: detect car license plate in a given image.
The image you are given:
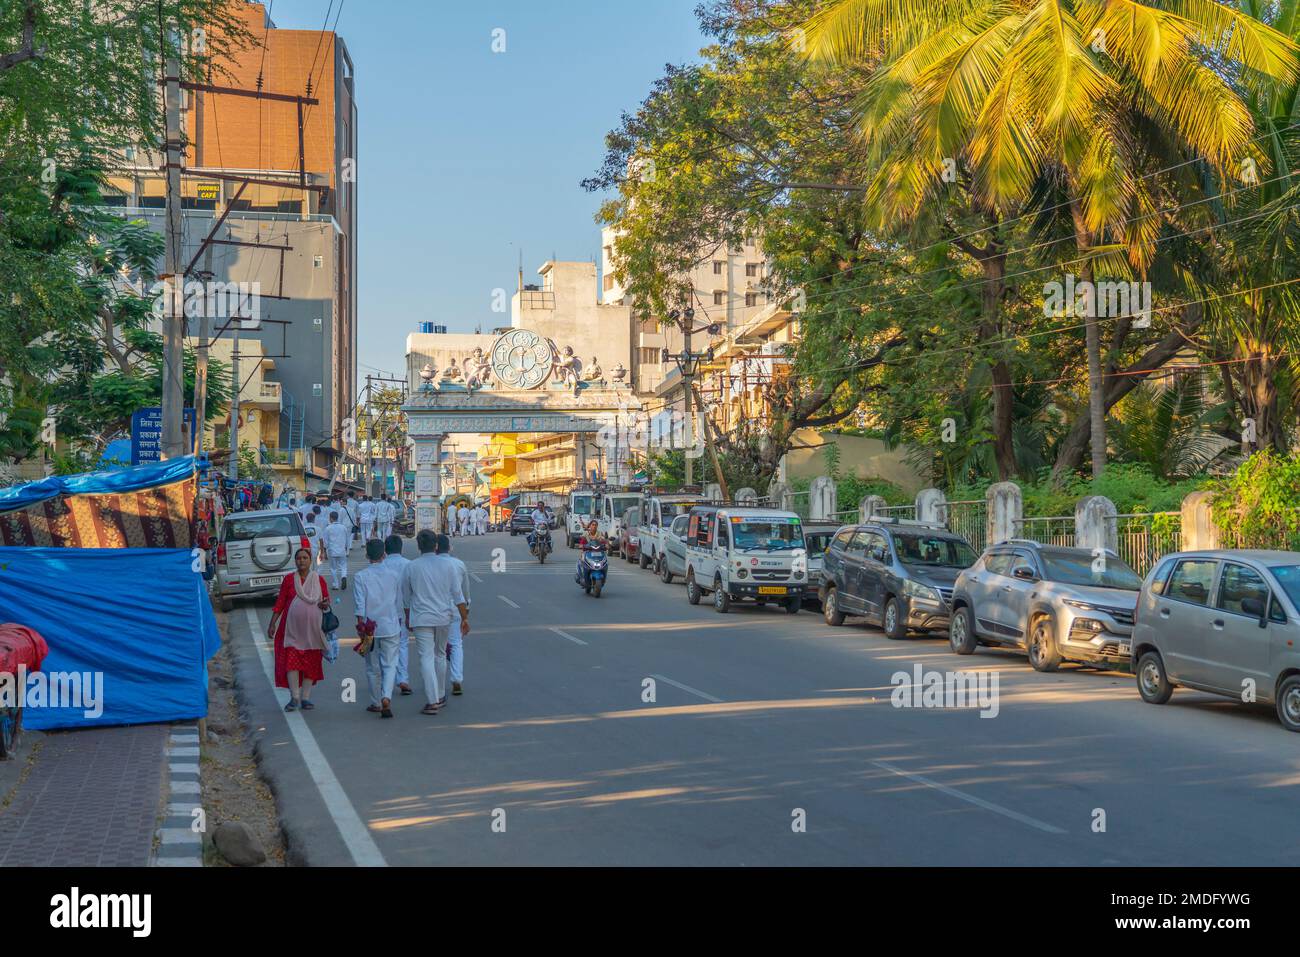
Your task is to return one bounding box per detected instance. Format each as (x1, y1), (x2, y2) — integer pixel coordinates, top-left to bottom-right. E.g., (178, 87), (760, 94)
(1118, 643), (1131, 657)
(758, 586), (787, 595)
(250, 575), (282, 587)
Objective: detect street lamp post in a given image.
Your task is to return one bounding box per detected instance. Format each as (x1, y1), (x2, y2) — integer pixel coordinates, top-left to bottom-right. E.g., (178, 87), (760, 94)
(661, 307), (719, 488)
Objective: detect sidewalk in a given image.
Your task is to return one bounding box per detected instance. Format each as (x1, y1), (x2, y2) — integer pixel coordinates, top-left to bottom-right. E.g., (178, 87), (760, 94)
(0, 723), (168, 866)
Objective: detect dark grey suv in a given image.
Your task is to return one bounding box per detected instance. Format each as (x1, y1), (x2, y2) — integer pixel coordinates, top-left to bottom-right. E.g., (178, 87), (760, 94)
(819, 520), (977, 637)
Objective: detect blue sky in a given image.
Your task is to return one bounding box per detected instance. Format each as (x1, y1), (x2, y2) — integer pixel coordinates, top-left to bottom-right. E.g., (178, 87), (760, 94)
(263, 0), (707, 377)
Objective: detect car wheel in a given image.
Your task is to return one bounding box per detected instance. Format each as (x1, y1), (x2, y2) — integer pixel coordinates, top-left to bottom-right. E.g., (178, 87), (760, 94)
(823, 587), (845, 626)
(1276, 675), (1300, 731)
(659, 558), (674, 585)
(1137, 651), (1174, 705)
(949, 607), (977, 655)
(1027, 616), (1062, 672)
(220, 597), (234, 613)
(639, 549), (650, 570)
(882, 597), (907, 640)
(713, 578), (731, 613)
(784, 597), (800, 614)
(686, 572), (702, 605)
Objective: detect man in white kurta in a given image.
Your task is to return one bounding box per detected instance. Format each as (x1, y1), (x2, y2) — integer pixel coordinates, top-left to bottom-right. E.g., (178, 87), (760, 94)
(353, 539), (404, 715)
(344, 492), (361, 549)
(401, 530), (470, 713)
(383, 534), (413, 696)
(457, 504), (470, 537)
(358, 496), (377, 541)
(378, 495), (395, 539)
(475, 504), (488, 535)
(320, 511), (351, 589)
(436, 536), (472, 694)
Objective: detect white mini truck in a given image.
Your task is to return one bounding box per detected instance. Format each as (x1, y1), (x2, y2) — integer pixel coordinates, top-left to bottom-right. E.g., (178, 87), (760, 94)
(683, 505), (807, 614)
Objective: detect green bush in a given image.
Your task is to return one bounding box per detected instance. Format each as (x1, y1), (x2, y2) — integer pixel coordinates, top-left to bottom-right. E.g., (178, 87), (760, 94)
(1210, 450), (1300, 548)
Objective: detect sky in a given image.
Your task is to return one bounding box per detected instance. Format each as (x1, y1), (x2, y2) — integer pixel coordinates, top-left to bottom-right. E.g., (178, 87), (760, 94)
(262, 0), (709, 378)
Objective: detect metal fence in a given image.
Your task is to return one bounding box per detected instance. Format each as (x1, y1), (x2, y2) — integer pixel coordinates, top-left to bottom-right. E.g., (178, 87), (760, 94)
(873, 504), (917, 521)
(1114, 512), (1182, 576)
(1014, 515), (1076, 547)
(1215, 506), (1300, 550)
(945, 498), (987, 552)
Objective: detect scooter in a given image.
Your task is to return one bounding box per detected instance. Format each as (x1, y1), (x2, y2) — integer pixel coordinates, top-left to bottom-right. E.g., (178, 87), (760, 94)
(576, 545), (608, 597)
(528, 526), (553, 564)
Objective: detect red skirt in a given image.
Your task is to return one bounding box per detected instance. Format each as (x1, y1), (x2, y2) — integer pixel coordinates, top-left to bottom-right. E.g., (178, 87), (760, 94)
(283, 648), (324, 681)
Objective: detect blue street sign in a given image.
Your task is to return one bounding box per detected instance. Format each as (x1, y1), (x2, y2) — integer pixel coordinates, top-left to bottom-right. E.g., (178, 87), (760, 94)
(131, 407), (197, 465)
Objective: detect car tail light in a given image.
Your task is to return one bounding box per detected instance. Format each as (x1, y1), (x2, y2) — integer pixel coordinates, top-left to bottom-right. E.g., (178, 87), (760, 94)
(216, 543), (227, 565)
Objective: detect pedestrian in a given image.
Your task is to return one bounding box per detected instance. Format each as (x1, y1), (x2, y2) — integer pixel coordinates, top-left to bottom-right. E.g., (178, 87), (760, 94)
(267, 547), (332, 712)
(354, 538), (404, 719)
(435, 534), (471, 695)
(383, 534), (414, 696)
(345, 490), (361, 548)
(320, 510), (351, 590)
(378, 493), (395, 540)
(457, 502), (470, 537)
(401, 529), (469, 715)
(359, 495), (377, 540)
(258, 482), (273, 509)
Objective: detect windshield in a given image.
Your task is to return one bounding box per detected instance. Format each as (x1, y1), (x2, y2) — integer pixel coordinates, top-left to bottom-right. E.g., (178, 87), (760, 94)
(1040, 549), (1143, 590)
(804, 531), (836, 555)
(663, 502), (696, 519)
(223, 514), (302, 542)
(894, 534), (977, 568)
(571, 495), (594, 515)
(609, 497), (638, 517)
(730, 519), (805, 551)
(1272, 566), (1300, 609)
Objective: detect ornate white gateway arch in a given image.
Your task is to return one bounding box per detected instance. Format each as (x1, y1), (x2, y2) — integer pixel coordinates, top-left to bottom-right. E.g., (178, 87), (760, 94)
(402, 328), (641, 533)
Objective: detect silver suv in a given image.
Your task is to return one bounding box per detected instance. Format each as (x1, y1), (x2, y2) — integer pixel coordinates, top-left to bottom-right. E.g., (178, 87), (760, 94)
(215, 508), (311, 612)
(1131, 550), (1300, 731)
(948, 540), (1143, 671)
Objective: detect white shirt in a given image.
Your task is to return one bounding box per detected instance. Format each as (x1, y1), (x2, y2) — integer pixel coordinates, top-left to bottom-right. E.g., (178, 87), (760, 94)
(345, 499), (359, 523)
(353, 560), (403, 637)
(321, 521), (350, 557)
(401, 553), (467, 628)
(358, 500), (377, 522)
(379, 500), (395, 522)
(457, 506), (469, 522)
(439, 553), (471, 607)
(531, 508), (549, 528)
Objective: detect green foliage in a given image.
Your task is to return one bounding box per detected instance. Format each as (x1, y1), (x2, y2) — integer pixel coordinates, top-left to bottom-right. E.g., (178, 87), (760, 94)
(237, 442), (273, 485)
(1211, 450), (1300, 549)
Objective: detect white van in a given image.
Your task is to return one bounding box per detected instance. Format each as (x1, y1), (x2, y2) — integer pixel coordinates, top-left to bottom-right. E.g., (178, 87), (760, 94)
(684, 505), (807, 613)
(565, 488), (599, 548)
(599, 490), (643, 557)
(638, 494), (711, 572)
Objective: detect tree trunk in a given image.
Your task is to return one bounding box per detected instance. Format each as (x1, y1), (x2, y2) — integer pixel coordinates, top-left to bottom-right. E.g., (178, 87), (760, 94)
(954, 225), (1015, 480)
(1069, 202), (1107, 480)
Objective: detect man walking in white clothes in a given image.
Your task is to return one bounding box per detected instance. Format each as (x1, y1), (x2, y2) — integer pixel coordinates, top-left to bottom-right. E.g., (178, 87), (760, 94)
(353, 539), (404, 719)
(435, 535), (471, 695)
(358, 495), (377, 540)
(319, 510), (352, 590)
(401, 529), (469, 715)
(456, 503), (470, 537)
(345, 491), (361, 548)
(383, 534), (414, 696)
(475, 504), (488, 535)
(378, 494), (395, 539)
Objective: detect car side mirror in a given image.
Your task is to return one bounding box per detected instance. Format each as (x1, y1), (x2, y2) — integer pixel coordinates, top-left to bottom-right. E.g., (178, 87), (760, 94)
(1012, 566), (1036, 581)
(1241, 596), (1268, 626)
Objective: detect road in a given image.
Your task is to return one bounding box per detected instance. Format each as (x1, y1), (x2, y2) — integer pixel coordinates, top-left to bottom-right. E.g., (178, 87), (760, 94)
(229, 531), (1300, 866)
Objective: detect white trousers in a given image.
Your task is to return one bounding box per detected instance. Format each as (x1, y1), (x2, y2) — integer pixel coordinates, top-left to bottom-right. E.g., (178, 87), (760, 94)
(458, 518), (470, 536)
(365, 633), (401, 706)
(326, 553), (348, 588)
(395, 625), (410, 684)
(412, 625), (450, 704)
(448, 630), (463, 683)
(379, 521), (393, 539)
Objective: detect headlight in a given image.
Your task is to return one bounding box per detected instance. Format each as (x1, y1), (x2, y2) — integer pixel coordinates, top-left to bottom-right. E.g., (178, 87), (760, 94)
(1071, 618), (1104, 633)
(792, 570), (804, 580)
(903, 580), (941, 602)
(737, 568), (749, 579)
(1062, 599), (1099, 611)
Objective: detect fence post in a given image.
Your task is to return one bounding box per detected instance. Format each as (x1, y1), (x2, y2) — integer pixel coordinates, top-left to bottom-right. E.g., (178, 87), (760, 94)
(810, 475), (837, 520)
(704, 482), (723, 502)
(1180, 490), (1221, 550)
(767, 480), (792, 512)
(1075, 495), (1118, 553)
(734, 486), (757, 505)
(986, 482), (1022, 545)
(915, 487), (948, 525)
(860, 494), (887, 522)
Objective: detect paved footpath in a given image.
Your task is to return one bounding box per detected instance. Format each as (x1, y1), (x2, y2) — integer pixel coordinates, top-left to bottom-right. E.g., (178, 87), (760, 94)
(0, 723), (167, 866)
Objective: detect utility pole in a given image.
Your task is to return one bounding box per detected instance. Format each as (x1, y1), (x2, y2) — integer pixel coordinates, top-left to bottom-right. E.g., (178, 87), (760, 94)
(161, 29), (187, 459)
(364, 374), (373, 495)
(228, 319), (241, 480)
(191, 244), (214, 456)
(682, 317), (694, 487)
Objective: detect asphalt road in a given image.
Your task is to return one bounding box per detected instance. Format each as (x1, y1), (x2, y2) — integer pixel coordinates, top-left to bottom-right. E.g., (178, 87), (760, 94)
(231, 531), (1300, 866)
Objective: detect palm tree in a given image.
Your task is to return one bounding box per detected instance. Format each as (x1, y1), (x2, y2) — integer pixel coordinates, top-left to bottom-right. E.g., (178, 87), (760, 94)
(802, 0), (1299, 479)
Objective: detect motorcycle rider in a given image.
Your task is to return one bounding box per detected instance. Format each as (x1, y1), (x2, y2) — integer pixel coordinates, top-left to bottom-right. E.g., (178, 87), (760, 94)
(575, 519), (608, 581)
(528, 502), (552, 552)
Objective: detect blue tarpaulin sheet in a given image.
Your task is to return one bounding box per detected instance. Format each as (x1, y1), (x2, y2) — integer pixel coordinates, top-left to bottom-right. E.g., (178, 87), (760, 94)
(0, 546), (218, 730)
(0, 455), (198, 514)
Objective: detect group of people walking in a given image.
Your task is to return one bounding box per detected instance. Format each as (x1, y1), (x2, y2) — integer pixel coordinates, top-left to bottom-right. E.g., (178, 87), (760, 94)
(449, 502), (490, 537)
(267, 529), (471, 720)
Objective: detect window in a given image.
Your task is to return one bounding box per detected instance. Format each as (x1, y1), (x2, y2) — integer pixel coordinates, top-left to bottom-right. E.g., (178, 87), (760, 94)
(863, 532), (890, 563)
(745, 263), (759, 277)
(985, 553), (1014, 576)
(1040, 548), (1143, 590)
(745, 292), (757, 307)
(715, 522), (729, 549)
(893, 534), (978, 568)
(1166, 559), (1218, 606)
(1009, 554), (1037, 579)
(713, 290), (725, 306)
(638, 347), (660, 365)
(730, 518), (803, 550)
(712, 261), (724, 274)
(1216, 563), (1273, 618)
(832, 528), (856, 551)
(846, 531), (870, 556)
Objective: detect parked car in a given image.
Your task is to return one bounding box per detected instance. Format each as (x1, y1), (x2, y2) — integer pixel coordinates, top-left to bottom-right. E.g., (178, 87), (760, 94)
(1131, 550), (1300, 730)
(619, 506), (642, 562)
(215, 508), (311, 612)
(800, 521), (843, 605)
(820, 520), (976, 635)
(566, 488), (599, 548)
(657, 514), (691, 584)
(684, 505), (806, 613)
(509, 509), (534, 536)
(638, 493), (712, 571)
(599, 490), (642, 557)
(948, 540), (1143, 671)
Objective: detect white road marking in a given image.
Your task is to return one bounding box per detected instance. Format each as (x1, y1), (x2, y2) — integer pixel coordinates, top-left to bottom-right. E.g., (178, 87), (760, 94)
(498, 595), (520, 608)
(649, 673), (723, 704)
(243, 607), (387, 866)
(870, 760), (1066, 835)
(470, 572), (484, 583)
(547, 627), (588, 646)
